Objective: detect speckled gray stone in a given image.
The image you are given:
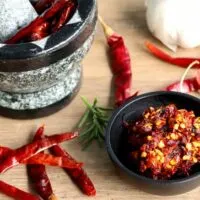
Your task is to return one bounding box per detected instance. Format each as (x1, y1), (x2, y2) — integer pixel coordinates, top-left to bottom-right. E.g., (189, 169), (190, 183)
(0, 63), (81, 110)
(0, 0), (38, 42)
(0, 31), (95, 93)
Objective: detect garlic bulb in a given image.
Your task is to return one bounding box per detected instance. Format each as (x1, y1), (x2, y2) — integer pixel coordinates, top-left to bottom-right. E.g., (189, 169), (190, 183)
(146, 0), (200, 51)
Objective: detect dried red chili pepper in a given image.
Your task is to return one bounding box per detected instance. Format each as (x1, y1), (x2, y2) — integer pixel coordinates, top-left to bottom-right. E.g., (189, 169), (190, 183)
(30, 21), (50, 41)
(0, 180), (39, 200)
(0, 131), (78, 173)
(26, 152), (83, 168)
(35, 0), (55, 14)
(52, 1), (75, 32)
(28, 126), (57, 200)
(6, 0), (71, 44)
(145, 41), (200, 69)
(99, 16), (136, 106)
(165, 78), (200, 93)
(50, 145), (96, 196)
(0, 146), (82, 169)
(164, 61), (200, 93)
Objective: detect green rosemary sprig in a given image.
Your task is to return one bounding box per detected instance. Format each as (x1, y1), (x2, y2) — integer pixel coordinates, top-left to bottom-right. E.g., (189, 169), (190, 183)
(77, 97), (113, 150)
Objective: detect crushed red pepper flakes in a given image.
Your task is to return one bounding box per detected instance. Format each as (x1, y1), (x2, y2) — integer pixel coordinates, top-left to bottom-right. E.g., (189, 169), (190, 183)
(126, 104), (200, 180)
(145, 41), (200, 69)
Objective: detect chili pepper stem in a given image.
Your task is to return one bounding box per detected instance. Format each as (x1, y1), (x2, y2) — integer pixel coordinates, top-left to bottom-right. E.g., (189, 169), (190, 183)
(49, 193), (58, 200)
(98, 15), (114, 38)
(180, 61), (200, 93)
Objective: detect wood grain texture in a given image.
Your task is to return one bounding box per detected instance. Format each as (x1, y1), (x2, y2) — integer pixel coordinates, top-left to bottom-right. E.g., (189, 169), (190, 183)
(0, 0), (199, 199)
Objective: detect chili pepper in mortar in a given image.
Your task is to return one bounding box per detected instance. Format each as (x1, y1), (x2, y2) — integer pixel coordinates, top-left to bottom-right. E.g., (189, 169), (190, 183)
(30, 21), (50, 41)
(0, 131), (78, 173)
(50, 144), (96, 196)
(35, 0), (55, 14)
(164, 61), (200, 93)
(145, 41), (200, 69)
(0, 180), (40, 200)
(98, 16), (136, 106)
(6, 0), (72, 44)
(52, 0), (75, 32)
(27, 126), (57, 200)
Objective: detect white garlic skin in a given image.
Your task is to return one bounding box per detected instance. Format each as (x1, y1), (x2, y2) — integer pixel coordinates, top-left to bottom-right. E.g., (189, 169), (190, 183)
(146, 0), (200, 51)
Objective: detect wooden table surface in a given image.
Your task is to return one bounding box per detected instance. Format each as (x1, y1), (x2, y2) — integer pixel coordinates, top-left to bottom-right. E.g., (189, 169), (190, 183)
(0, 0), (199, 199)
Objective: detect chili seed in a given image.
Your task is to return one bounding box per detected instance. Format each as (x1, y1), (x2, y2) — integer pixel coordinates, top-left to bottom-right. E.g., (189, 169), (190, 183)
(166, 164), (172, 169)
(186, 143), (192, 151)
(193, 157), (198, 163)
(174, 124), (179, 130)
(183, 155), (191, 160)
(158, 140), (165, 148)
(180, 123), (186, 129)
(192, 141), (200, 148)
(170, 133), (178, 140)
(147, 136), (152, 141)
(170, 159), (176, 166)
(141, 152), (147, 158)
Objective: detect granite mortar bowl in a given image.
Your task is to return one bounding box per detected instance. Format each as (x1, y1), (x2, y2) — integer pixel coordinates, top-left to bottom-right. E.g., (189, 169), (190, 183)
(105, 91), (200, 195)
(0, 0), (97, 118)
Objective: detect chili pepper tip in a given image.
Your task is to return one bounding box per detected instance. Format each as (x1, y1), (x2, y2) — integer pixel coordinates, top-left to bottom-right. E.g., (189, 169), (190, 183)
(145, 41), (156, 52)
(48, 193), (58, 200)
(98, 15), (114, 38)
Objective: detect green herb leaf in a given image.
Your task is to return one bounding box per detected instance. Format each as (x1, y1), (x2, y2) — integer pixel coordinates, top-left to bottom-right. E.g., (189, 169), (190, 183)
(77, 97), (113, 150)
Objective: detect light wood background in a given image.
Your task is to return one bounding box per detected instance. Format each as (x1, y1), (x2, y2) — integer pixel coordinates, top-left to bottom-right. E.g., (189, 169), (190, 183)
(0, 0), (199, 199)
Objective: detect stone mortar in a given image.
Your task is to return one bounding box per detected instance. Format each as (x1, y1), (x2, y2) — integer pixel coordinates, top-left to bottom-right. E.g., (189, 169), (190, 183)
(0, 0), (97, 118)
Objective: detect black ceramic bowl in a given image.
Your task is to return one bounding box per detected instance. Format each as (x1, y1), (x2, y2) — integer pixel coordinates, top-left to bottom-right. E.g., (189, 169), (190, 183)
(105, 91), (200, 195)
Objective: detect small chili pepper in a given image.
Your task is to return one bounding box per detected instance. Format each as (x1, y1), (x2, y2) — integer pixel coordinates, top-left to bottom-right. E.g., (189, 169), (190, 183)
(98, 16), (136, 106)
(164, 61), (200, 93)
(28, 126), (57, 200)
(6, 0), (71, 44)
(35, 0), (55, 14)
(165, 78), (199, 93)
(52, 1), (75, 32)
(145, 41), (200, 69)
(0, 146), (82, 169)
(0, 131), (78, 173)
(26, 152), (83, 168)
(0, 180), (39, 200)
(50, 144), (96, 196)
(30, 21), (50, 41)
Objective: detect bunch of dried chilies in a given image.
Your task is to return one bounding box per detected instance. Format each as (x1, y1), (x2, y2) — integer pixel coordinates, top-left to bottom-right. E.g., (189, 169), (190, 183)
(0, 126), (95, 199)
(6, 0), (77, 44)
